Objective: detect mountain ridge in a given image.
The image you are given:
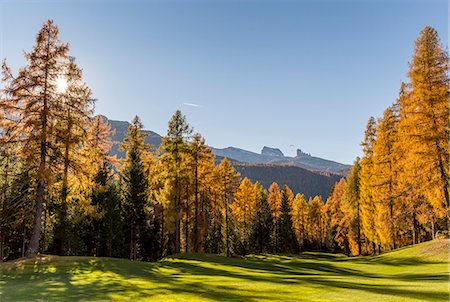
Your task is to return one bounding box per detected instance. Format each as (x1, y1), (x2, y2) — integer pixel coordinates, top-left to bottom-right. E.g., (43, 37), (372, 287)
(102, 116), (345, 198)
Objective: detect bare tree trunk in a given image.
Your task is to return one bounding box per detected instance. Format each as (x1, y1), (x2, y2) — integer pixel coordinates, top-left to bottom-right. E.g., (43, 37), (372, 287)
(389, 199), (396, 250)
(175, 176), (181, 253)
(431, 217), (435, 239)
(193, 159), (199, 252)
(0, 231), (4, 263)
(185, 184), (189, 253)
(130, 227), (134, 260)
(108, 218), (113, 257)
(224, 182), (229, 257)
(357, 199), (361, 255)
(161, 207), (165, 257)
(58, 115), (71, 255)
(27, 35), (51, 257)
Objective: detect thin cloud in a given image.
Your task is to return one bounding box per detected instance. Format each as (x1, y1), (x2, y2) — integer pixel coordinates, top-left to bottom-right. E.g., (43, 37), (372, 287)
(183, 102), (202, 108)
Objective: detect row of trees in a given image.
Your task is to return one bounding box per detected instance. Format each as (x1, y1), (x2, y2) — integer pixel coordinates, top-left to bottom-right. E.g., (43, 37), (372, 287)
(322, 26), (449, 255)
(0, 21), (447, 261)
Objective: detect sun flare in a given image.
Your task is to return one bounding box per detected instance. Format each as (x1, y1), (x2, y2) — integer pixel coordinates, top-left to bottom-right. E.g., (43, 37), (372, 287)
(55, 76), (68, 93)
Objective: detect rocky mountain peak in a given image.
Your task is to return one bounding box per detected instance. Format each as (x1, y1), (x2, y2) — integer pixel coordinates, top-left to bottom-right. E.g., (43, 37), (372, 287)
(261, 146), (284, 157)
(296, 149), (311, 157)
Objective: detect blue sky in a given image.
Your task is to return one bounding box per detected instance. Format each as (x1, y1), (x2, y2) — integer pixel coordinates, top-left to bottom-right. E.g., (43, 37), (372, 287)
(0, 0), (447, 164)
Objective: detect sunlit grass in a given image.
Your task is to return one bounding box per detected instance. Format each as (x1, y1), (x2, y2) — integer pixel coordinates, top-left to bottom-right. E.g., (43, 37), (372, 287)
(0, 239), (448, 301)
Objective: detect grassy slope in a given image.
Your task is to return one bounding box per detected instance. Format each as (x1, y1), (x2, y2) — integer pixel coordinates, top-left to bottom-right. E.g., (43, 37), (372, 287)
(0, 239), (448, 302)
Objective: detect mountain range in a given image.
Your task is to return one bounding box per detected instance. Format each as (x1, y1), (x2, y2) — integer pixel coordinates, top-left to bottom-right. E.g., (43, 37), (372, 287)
(103, 116), (346, 199)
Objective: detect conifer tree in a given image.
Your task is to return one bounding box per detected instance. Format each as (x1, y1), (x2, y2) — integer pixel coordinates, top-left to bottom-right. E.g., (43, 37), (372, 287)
(308, 196), (325, 250)
(159, 110), (191, 253)
(79, 116), (121, 257)
(344, 159), (362, 255)
(400, 26), (449, 233)
(275, 185), (297, 253)
(53, 58), (93, 255)
(1, 20), (74, 255)
(92, 161), (122, 257)
(231, 177), (256, 253)
(359, 117), (378, 253)
(188, 133), (215, 252)
(372, 107), (399, 249)
(292, 193), (309, 251)
(267, 182), (282, 247)
(217, 158), (240, 256)
(121, 116), (149, 260)
(325, 178), (348, 254)
(249, 182), (273, 253)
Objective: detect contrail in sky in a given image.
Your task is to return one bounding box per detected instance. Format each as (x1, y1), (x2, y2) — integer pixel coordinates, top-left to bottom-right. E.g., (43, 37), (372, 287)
(183, 102), (202, 108)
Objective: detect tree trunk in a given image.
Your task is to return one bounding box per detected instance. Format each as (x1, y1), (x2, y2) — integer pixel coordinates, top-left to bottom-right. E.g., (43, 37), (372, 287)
(0, 230), (4, 263)
(27, 35), (50, 256)
(193, 159), (199, 252)
(130, 227), (134, 260)
(357, 200), (361, 255)
(175, 176), (181, 253)
(22, 224), (26, 257)
(58, 115), (71, 255)
(224, 183), (229, 257)
(185, 185), (189, 253)
(28, 182), (45, 256)
(389, 199), (396, 250)
(431, 217), (435, 239)
(108, 218), (113, 257)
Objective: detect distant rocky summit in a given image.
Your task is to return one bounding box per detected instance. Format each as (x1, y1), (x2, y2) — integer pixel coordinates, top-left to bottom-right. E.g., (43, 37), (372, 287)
(103, 116), (347, 198)
(261, 146), (284, 157)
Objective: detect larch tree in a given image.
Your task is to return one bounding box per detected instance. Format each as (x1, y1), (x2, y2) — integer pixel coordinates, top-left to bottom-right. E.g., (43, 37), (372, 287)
(159, 110), (191, 253)
(53, 58), (93, 255)
(231, 177), (257, 252)
(372, 107), (400, 249)
(308, 196), (325, 251)
(267, 182), (282, 246)
(343, 159), (362, 255)
(292, 193), (309, 251)
(325, 178), (348, 254)
(81, 116), (119, 257)
(187, 133), (215, 252)
(217, 158), (240, 256)
(400, 26), (449, 233)
(1, 20), (73, 255)
(359, 117), (378, 253)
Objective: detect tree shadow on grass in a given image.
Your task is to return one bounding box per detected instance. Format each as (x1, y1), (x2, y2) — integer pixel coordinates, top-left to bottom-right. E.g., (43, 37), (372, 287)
(0, 258), (267, 302)
(0, 254), (448, 301)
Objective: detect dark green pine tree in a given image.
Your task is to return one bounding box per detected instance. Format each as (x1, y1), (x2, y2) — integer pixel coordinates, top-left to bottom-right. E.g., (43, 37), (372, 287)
(204, 214), (224, 254)
(276, 185), (298, 254)
(121, 116), (149, 260)
(92, 162), (124, 258)
(249, 183), (273, 253)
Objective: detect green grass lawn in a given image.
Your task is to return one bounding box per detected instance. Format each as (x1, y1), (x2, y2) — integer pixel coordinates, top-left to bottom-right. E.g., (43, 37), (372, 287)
(0, 239), (448, 301)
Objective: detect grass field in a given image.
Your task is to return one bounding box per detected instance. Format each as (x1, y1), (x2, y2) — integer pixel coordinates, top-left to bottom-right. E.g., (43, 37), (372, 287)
(0, 239), (448, 301)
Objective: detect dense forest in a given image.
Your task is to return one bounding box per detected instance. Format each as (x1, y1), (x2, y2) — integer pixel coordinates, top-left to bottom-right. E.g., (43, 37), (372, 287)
(0, 21), (448, 262)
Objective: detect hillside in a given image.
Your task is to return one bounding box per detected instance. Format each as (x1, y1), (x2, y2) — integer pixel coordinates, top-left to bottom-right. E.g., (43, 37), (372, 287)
(212, 147), (350, 174)
(103, 116), (344, 198)
(102, 116), (349, 174)
(104, 116), (162, 158)
(1, 239), (448, 301)
(233, 163), (342, 199)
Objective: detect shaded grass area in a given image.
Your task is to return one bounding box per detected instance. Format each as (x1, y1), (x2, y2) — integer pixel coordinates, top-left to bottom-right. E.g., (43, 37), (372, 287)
(0, 239), (448, 301)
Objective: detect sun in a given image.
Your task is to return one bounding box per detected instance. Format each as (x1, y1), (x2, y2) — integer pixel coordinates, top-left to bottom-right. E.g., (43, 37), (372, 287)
(55, 76), (68, 93)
